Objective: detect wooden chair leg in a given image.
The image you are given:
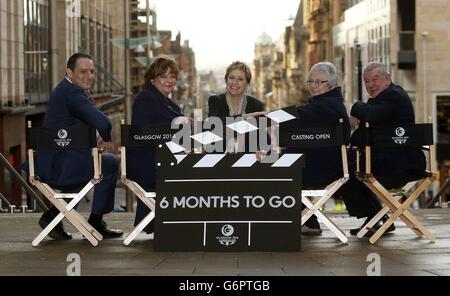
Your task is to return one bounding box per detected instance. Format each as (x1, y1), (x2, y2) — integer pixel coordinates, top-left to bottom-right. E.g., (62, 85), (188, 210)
(302, 197), (347, 243)
(124, 211), (155, 245)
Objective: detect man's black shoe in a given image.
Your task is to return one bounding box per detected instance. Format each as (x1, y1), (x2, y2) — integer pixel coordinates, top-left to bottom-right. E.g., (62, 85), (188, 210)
(301, 216), (322, 235)
(350, 214), (395, 236)
(89, 220), (123, 238)
(38, 211), (72, 240)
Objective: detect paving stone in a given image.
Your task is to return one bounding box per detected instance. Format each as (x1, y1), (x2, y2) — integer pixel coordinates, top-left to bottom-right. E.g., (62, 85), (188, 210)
(2, 209), (450, 275)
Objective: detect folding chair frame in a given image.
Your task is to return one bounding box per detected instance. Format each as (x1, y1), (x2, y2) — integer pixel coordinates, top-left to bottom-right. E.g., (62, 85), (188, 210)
(120, 146), (156, 245)
(355, 120), (438, 244)
(27, 122), (103, 246)
(120, 120), (164, 245)
(300, 119), (350, 243)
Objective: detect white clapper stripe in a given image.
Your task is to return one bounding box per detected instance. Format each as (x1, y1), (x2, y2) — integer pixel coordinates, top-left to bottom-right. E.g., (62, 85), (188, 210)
(175, 155), (187, 164)
(271, 154), (303, 167)
(190, 131), (223, 145)
(193, 154), (226, 168)
(266, 109), (296, 123)
(232, 154), (258, 167)
(165, 141), (186, 154)
(226, 121), (258, 134)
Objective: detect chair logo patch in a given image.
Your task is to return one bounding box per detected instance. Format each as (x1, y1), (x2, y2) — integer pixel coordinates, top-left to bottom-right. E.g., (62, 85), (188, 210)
(55, 129), (72, 147)
(217, 224), (239, 246)
(392, 127), (408, 144)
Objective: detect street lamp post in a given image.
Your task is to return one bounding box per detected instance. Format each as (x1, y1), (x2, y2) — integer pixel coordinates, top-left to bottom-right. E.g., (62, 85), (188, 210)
(421, 31), (429, 123)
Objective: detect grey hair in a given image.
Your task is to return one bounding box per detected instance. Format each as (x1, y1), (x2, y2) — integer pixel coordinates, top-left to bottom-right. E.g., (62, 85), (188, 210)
(308, 62), (339, 88)
(363, 62), (390, 76)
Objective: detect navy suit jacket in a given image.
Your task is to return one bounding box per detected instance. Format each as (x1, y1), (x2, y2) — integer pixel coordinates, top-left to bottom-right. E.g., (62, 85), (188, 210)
(281, 87), (351, 186)
(35, 78), (112, 186)
(350, 83), (426, 182)
(126, 86), (182, 186)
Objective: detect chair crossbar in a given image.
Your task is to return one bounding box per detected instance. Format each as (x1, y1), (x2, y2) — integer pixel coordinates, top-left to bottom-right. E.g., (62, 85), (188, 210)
(301, 177), (349, 243)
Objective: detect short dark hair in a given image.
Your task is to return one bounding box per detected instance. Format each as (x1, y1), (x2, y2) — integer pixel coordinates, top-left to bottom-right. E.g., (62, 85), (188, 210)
(67, 53), (93, 71)
(143, 57), (180, 89)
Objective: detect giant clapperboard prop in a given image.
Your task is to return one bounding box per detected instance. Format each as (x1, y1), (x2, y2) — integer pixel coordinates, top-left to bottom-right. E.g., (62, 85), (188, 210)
(153, 106), (305, 252)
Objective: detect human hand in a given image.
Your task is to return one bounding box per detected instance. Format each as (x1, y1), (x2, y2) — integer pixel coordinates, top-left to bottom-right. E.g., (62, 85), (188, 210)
(255, 150), (268, 161)
(173, 116), (192, 125)
(98, 140), (112, 152)
(349, 116), (360, 130)
(243, 111), (268, 119)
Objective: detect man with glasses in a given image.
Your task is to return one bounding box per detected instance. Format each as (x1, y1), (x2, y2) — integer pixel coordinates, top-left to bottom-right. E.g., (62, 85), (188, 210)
(341, 62), (426, 235)
(281, 62), (351, 235)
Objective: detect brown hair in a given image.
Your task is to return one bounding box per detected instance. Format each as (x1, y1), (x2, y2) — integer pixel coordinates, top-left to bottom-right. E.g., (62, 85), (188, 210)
(143, 57), (180, 89)
(225, 61), (252, 83)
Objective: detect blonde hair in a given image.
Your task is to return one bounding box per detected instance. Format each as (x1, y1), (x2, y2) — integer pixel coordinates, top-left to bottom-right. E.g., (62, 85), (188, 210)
(225, 61), (252, 83)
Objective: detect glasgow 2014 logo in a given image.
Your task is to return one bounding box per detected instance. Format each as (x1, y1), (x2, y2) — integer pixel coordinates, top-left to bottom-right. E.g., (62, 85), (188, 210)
(217, 224), (239, 247)
(55, 129), (72, 147)
(392, 127), (409, 144)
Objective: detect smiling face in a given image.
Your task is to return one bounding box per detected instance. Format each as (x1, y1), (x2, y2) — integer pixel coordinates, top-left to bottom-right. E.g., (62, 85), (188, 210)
(364, 67), (391, 98)
(66, 58), (95, 90)
(153, 69), (177, 97)
(226, 69), (248, 97)
(307, 71), (331, 96)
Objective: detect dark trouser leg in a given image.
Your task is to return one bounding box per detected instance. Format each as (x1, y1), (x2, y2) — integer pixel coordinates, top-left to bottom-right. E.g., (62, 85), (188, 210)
(340, 175), (382, 219)
(91, 153), (119, 215)
(133, 183), (155, 233)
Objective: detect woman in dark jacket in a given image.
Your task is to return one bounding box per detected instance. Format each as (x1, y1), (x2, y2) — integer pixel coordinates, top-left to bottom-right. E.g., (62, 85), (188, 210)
(127, 57), (187, 234)
(281, 62), (351, 235)
(208, 61), (265, 152)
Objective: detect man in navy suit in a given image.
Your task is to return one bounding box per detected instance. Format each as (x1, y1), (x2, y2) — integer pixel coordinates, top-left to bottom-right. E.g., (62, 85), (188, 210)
(342, 62), (426, 235)
(37, 53), (123, 240)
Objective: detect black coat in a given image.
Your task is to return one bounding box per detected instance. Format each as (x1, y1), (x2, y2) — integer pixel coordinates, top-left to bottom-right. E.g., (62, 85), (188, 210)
(208, 93), (264, 117)
(207, 93), (265, 152)
(282, 87), (351, 185)
(126, 87), (183, 186)
(350, 83), (426, 183)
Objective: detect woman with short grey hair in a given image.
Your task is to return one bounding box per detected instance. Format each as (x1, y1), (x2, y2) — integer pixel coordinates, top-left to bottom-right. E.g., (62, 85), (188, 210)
(281, 61), (350, 235)
(307, 61), (339, 91)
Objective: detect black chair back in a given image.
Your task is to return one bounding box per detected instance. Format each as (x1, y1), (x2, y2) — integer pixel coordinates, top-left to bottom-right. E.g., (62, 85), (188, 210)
(279, 121), (345, 148)
(28, 124), (97, 150)
(121, 124), (180, 147)
(367, 123), (433, 148)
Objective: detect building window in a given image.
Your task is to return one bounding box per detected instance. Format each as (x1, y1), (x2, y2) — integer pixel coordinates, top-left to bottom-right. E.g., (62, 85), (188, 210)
(24, 0), (50, 105)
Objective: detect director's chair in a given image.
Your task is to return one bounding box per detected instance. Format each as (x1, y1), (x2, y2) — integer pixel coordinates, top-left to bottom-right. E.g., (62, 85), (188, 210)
(280, 119), (349, 243)
(355, 120), (439, 243)
(120, 121), (179, 245)
(27, 122), (103, 246)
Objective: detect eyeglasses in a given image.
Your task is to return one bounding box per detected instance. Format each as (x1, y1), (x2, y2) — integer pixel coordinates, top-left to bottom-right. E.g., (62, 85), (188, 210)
(306, 79), (328, 86)
(159, 74), (177, 83)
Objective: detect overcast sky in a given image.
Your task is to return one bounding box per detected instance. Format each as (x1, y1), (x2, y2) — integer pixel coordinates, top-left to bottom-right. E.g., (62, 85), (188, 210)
(145, 0), (301, 72)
